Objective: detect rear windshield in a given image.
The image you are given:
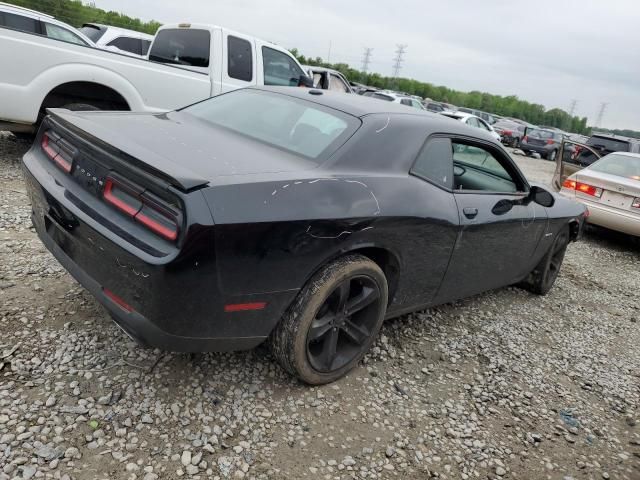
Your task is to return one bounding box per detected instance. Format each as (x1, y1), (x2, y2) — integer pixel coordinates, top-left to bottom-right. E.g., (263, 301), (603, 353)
(149, 28), (210, 67)
(80, 24), (105, 42)
(528, 129), (555, 139)
(587, 136), (630, 153)
(589, 154), (640, 180)
(373, 93), (393, 101)
(181, 89), (359, 161)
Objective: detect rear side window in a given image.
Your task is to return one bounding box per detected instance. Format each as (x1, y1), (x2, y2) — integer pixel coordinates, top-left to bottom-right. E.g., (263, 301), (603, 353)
(227, 35), (253, 81)
(80, 24), (106, 42)
(44, 22), (88, 46)
(107, 36), (142, 55)
(1, 12), (39, 33)
(400, 99), (412, 106)
(412, 137), (453, 189)
(149, 28), (210, 67)
(262, 46), (304, 86)
(329, 74), (349, 92)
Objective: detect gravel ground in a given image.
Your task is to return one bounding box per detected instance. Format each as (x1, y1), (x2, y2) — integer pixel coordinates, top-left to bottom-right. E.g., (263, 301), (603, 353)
(0, 132), (639, 480)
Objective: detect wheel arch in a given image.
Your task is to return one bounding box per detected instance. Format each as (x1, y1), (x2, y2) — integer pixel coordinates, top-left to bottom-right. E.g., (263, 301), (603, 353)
(40, 81), (131, 114)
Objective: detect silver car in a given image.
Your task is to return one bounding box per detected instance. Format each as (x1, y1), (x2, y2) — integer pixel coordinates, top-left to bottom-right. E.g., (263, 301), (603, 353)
(557, 151), (640, 237)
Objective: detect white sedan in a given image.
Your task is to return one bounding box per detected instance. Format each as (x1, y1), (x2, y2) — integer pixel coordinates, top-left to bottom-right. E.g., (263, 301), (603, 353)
(559, 152), (640, 237)
(441, 112), (501, 142)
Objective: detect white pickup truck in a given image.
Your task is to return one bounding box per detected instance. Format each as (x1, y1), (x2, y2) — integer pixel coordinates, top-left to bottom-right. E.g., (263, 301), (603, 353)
(0, 21), (308, 133)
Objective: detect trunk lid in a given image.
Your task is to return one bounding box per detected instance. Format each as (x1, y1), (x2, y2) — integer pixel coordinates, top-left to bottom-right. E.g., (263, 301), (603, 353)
(49, 109), (319, 191)
(576, 169), (640, 212)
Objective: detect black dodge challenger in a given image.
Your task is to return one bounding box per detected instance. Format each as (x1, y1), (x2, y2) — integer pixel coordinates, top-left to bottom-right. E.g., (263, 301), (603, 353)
(22, 87), (586, 384)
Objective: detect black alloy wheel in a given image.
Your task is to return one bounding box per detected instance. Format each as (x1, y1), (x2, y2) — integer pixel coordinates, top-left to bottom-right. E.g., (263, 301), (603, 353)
(520, 226), (570, 295)
(270, 254), (388, 385)
(306, 275), (381, 373)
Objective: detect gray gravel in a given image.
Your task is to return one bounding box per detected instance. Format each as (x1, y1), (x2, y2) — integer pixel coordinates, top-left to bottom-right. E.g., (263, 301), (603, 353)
(1, 132), (639, 479)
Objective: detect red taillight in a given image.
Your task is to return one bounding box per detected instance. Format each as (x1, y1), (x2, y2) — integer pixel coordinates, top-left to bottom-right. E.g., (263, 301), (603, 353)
(562, 179), (602, 198)
(546, 139), (555, 145)
(224, 302), (267, 312)
(102, 176), (180, 242)
(503, 130), (512, 136)
(576, 182), (602, 197)
(632, 198), (640, 209)
(42, 132), (72, 173)
(103, 287), (133, 312)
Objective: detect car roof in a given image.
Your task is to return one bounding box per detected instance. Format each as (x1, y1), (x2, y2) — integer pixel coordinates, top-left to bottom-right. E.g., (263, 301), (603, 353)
(82, 23), (154, 40)
(590, 132), (640, 143)
(0, 2), (53, 19)
(602, 151), (640, 158)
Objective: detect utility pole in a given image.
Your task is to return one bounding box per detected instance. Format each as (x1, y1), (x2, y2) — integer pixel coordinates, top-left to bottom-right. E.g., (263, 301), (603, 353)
(568, 99), (577, 117)
(361, 47), (373, 73)
(391, 44), (407, 79)
(327, 41), (332, 63)
(595, 103), (607, 128)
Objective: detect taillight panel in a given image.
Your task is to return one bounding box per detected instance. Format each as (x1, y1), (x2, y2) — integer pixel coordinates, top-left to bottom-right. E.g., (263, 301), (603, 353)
(42, 131), (73, 173)
(562, 178), (603, 198)
(102, 175), (181, 242)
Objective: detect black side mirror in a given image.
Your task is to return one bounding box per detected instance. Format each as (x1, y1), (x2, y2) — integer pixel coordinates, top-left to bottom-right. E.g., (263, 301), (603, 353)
(530, 185), (555, 207)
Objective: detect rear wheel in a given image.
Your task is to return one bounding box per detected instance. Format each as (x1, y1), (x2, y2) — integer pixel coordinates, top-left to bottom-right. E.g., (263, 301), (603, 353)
(548, 149), (558, 161)
(511, 137), (520, 148)
(520, 226), (570, 295)
(270, 254), (388, 385)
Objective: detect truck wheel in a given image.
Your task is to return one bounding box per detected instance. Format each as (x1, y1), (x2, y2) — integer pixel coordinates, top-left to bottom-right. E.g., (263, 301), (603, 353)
(270, 254), (388, 385)
(519, 226), (570, 295)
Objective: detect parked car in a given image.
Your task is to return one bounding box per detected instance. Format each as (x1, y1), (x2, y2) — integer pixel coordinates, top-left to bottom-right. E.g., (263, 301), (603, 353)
(457, 107), (497, 125)
(23, 87), (585, 384)
(369, 91), (425, 110)
(79, 23), (154, 58)
(557, 151), (639, 238)
(0, 21), (309, 133)
(492, 119), (527, 147)
(302, 65), (353, 93)
(0, 1), (94, 47)
(424, 101), (446, 113)
(520, 129), (564, 161)
(441, 112), (501, 142)
(573, 133), (640, 167)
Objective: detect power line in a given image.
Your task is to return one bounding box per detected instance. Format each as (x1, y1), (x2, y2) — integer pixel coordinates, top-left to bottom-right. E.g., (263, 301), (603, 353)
(595, 103), (608, 128)
(361, 47), (373, 73)
(391, 44), (407, 78)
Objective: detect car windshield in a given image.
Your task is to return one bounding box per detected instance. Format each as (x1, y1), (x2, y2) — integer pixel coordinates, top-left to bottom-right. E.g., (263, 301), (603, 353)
(181, 89), (358, 160)
(79, 25), (105, 42)
(587, 136), (630, 153)
(589, 154), (640, 180)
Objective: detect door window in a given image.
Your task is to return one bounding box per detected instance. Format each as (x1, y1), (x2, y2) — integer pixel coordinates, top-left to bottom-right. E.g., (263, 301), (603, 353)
(411, 137), (453, 189)
(400, 99), (412, 106)
(44, 23), (88, 45)
(107, 36), (142, 54)
(149, 28), (210, 67)
(140, 39), (152, 55)
(411, 99), (424, 109)
(329, 74), (349, 92)
(466, 117), (480, 128)
(452, 142), (523, 193)
(227, 35), (253, 81)
(2, 12), (39, 33)
(262, 46), (304, 86)
(477, 118), (491, 131)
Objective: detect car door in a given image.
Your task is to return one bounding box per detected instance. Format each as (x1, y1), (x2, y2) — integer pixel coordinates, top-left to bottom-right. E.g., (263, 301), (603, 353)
(434, 139), (548, 303)
(552, 140), (601, 190)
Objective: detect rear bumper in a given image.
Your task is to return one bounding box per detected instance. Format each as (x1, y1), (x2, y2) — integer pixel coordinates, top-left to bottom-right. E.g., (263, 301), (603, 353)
(22, 148), (296, 352)
(559, 191), (640, 237)
(521, 143), (553, 156)
(38, 225), (267, 351)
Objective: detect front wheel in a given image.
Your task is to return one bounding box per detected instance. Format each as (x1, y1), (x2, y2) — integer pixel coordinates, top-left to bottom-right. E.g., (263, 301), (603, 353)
(520, 226), (570, 295)
(270, 254), (388, 385)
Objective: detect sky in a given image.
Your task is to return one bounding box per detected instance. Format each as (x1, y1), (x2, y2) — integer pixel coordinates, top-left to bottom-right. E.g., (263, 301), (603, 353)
(95, 0), (640, 130)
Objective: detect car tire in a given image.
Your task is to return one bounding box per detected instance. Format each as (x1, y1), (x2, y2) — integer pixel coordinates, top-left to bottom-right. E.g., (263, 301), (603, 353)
(269, 254), (388, 385)
(520, 226), (570, 295)
(511, 138), (520, 148)
(548, 149), (558, 161)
